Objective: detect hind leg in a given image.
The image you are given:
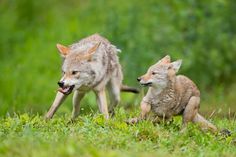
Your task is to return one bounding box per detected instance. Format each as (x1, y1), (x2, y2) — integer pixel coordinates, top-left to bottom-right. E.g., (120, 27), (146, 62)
(193, 113), (217, 132)
(183, 96), (217, 132)
(182, 96), (200, 130)
(107, 78), (121, 116)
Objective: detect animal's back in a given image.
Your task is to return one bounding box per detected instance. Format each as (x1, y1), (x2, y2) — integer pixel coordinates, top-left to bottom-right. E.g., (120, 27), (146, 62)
(69, 33), (114, 53)
(77, 33), (111, 45)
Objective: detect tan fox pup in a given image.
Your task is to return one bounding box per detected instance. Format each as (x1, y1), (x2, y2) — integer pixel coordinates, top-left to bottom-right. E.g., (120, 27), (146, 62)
(128, 55), (217, 132)
(45, 34), (138, 120)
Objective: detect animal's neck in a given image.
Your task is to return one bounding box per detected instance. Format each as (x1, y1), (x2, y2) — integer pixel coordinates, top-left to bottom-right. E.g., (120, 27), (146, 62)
(146, 77), (176, 102)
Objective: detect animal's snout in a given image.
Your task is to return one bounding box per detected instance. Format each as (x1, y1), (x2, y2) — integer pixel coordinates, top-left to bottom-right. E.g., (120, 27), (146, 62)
(58, 81), (64, 88)
(137, 77), (141, 82)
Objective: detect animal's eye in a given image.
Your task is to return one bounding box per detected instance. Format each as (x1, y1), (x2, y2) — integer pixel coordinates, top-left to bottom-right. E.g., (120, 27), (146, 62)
(72, 71), (78, 75)
(151, 71), (157, 75)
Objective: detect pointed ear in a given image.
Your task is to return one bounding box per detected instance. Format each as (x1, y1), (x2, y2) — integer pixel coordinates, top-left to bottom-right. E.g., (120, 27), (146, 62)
(158, 55), (171, 64)
(169, 60), (182, 73)
(87, 42), (101, 55)
(84, 42), (101, 61)
(56, 43), (70, 57)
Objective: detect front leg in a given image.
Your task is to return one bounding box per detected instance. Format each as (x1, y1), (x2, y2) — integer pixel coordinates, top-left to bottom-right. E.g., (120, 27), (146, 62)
(71, 91), (85, 120)
(127, 101), (151, 124)
(95, 89), (109, 119)
(45, 91), (67, 119)
(140, 101), (151, 119)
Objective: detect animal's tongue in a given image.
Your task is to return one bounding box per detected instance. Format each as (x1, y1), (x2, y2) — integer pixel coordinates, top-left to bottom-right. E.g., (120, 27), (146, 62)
(58, 85), (75, 95)
(58, 86), (70, 93)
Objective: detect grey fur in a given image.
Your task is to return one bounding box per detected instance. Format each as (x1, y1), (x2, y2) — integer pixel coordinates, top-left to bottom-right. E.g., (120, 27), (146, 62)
(45, 34), (133, 120)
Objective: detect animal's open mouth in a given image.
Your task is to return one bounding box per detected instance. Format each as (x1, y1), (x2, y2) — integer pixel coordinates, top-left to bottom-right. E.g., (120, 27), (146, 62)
(58, 85), (75, 95)
(140, 82), (153, 87)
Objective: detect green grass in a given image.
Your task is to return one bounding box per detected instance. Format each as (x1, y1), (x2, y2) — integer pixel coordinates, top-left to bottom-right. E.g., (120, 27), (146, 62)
(0, 109), (235, 157)
(1, 1), (236, 156)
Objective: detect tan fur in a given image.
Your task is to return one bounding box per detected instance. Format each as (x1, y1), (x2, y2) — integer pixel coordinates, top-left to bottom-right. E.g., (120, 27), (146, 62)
(45, 34), (138, 120)
(129, 55), (217, 133)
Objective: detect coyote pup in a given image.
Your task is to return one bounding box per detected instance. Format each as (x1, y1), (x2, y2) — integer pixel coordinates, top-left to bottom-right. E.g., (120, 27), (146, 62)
(128, 55), (217, 132)
(45, 34), (138, 120)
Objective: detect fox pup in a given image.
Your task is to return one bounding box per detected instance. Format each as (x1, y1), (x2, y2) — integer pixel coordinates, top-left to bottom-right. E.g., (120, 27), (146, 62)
(128, 55), (217, 132)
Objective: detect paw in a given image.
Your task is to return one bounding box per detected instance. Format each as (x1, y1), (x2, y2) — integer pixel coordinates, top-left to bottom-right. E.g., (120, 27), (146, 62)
(44, 115), (52, 121)
(126, 117), (140, 125)
(67, 119), (76, 125)
(180, 127), (187, 134)
(109, 110), (115, 117)
(180, 124), (188, 134)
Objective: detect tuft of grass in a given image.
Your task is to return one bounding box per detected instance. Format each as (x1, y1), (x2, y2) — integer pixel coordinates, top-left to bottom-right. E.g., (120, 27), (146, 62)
(0, 109), (235, 157)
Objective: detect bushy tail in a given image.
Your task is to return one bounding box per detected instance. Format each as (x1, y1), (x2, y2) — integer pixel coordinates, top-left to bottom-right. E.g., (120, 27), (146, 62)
(193, 113), (218, 133)
(120, 85), (139, 94)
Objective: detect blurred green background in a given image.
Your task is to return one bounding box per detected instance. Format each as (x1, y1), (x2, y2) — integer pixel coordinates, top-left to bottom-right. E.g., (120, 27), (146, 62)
(0, 0), (235, 117)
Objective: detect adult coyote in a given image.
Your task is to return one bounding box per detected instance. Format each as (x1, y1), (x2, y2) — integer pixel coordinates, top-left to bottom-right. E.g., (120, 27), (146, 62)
(45, 34), (138, 120)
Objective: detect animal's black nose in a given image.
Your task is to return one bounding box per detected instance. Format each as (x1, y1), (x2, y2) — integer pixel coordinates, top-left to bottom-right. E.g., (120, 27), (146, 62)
(58, 81), (64, 87)
(137, 77), (141, 82)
